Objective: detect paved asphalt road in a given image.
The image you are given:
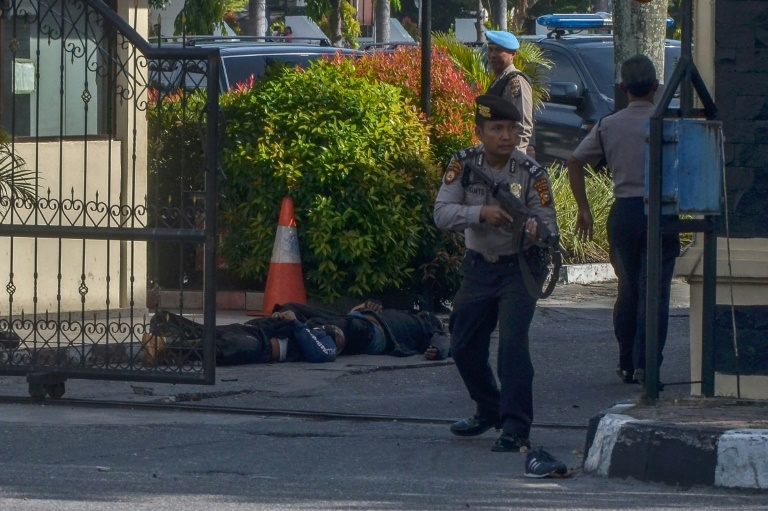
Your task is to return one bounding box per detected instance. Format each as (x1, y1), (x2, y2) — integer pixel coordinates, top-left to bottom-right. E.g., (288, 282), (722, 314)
(0, 282), (766, 509)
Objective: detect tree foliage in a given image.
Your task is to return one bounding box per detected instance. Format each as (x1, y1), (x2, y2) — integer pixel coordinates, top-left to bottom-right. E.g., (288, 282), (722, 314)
(352, 47), (477, 167)
(0, 145), (37, 202)
(162, 0), (227, 35)
(316, 0), (362, 48)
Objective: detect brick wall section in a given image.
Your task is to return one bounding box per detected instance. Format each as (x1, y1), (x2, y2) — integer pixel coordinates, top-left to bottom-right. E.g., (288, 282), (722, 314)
(714, 2), (768, 376)
(715, 305), (768, 376)
(715, 1), (768, 237)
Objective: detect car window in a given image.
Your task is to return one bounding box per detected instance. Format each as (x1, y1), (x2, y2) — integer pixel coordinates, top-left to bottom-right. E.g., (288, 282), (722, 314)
(543, 50), (584, 91)
(576, 47), (613, 97)
(223, 54), (322, 90)
(663, 46), (681, 86)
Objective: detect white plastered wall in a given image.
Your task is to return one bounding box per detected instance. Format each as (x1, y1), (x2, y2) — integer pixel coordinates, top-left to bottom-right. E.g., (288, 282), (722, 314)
(678, 238), (768, 400)
(0, 0), (149, 315)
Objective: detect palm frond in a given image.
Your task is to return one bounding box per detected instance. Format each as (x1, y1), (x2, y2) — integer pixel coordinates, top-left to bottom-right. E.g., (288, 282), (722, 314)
(514, 41), (552, 111)
(0, 144), (38, 202)
(433, 32), (492, 92)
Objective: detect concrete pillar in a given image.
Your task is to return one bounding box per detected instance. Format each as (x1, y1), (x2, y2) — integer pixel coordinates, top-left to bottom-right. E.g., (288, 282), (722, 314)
(678, 0), (768, 400)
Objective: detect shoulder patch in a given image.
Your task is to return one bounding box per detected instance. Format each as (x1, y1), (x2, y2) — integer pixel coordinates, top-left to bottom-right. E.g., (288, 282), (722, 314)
(509, 76), (522, 98)
(444, 159), (463, 185)
(533, 177), (552, 206)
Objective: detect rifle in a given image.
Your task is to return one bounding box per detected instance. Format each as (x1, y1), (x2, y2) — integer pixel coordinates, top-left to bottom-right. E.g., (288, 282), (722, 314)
(464, 158), (565, 299)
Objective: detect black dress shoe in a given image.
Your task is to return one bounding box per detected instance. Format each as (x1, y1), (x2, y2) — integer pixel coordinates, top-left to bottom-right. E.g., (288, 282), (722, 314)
(633, 369), (665, 391)
(491, 433), (531, 452)
(450, 415), (500, 437)
(616, 367), (635, 384)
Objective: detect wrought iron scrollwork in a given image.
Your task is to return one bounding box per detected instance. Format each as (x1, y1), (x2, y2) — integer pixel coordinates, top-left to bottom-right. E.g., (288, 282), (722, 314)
(0, 0), (218, 383)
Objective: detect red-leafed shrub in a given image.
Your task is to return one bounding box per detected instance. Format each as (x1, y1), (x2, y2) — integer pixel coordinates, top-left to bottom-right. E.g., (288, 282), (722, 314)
(352, 47), (478, 166)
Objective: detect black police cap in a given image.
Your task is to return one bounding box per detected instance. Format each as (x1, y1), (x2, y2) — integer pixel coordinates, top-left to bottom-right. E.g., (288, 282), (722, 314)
(475, 94), (521, 123)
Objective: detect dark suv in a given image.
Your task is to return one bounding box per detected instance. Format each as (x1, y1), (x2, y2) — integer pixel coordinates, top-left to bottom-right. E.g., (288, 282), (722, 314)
(523, 34), (680, 165)
(150, 37), (360, 92)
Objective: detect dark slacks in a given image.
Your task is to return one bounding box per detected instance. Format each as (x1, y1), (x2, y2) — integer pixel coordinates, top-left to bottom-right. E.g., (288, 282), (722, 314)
(607, 197), (680, 373)
(449, 251), (537, 438)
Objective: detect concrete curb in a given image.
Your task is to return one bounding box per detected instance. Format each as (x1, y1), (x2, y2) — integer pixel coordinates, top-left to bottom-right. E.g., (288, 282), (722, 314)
(583, 404), (768, 489)
(559, 263), (616, 284)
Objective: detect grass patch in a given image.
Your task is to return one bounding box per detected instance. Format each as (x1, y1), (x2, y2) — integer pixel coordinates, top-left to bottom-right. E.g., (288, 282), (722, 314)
(550, 164), (612, 264)
(550, 164), (693, 264)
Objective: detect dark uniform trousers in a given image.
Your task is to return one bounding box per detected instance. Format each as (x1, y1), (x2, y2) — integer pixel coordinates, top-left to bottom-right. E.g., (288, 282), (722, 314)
(449, 250), (537, 438)
(607, 197), (680, 373)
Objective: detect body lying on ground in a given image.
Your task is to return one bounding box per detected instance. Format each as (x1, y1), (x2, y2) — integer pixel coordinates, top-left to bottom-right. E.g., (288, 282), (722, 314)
(144, 302), (450, 366)
(274, 302), (450, 361)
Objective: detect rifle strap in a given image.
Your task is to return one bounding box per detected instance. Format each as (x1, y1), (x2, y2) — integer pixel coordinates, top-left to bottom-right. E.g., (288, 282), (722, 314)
(517, 238), (562, 300)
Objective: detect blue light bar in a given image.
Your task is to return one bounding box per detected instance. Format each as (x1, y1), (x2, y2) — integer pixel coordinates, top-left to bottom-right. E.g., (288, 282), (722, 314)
(537, 12), (676, 31)
(536, 13), (612, 30)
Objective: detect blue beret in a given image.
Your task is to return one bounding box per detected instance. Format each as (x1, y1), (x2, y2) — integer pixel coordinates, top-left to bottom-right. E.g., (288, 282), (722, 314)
(485, 30), (520, 51)
(475, 94), (521, 122)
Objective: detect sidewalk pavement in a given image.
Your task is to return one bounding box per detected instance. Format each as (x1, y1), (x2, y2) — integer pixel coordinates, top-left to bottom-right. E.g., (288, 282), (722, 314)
(1, 279), (767, 490)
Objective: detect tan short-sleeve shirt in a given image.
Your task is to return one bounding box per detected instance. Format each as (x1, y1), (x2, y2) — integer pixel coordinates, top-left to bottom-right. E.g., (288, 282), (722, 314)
(572, 100), (655, 198)
(489, 64), (534, 153)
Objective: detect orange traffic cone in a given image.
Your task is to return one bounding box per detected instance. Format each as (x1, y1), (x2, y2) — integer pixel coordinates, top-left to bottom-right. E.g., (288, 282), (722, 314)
(249, 196), (307, 316)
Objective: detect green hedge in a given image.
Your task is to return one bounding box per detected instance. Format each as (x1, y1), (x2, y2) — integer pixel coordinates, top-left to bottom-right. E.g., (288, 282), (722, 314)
(218, 60), (439, 300)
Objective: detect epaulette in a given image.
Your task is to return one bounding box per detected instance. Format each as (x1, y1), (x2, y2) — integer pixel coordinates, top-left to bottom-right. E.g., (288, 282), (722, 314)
(453, 147), (481, 163)
(513, 152), (546, 179)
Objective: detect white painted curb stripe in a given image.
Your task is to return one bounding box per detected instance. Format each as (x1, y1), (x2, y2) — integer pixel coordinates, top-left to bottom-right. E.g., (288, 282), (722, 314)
(584, 414), (635, 476)
(271, 225), (301, 264)
(715, 429), (768, 489)
(560, 263), (616, 284)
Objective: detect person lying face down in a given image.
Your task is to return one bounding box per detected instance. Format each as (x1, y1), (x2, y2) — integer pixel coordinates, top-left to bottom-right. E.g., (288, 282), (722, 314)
(145, 310), (346, 366)
(145, 299), (449, 367)
(272, 301), (451, 361)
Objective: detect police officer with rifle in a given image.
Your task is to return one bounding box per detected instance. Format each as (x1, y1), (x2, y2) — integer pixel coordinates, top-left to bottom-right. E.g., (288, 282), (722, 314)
(434, 95), (560, 452)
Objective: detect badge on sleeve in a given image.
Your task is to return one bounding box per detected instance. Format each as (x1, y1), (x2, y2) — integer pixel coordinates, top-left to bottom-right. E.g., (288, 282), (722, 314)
(533, 178), (552, 206)
(444, 159), (462, 184)
(509, 77), (522, 98)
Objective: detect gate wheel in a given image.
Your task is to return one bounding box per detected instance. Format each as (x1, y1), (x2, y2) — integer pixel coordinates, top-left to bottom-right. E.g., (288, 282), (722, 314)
(45, 382), (66, 399)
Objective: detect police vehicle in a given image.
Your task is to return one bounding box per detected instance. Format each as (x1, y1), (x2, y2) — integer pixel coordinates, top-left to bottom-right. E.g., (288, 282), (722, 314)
(524, 13), (681, 165)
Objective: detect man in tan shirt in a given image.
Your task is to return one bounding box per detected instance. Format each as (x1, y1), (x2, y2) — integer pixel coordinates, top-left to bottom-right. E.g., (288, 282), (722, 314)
(485, 30), (535, 158)
(566, 55), (679, 387)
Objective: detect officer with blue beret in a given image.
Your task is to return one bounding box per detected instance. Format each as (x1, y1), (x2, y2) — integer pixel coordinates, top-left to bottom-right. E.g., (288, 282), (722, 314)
(434, 94), (559, 453)
(485, 30), (535, 159)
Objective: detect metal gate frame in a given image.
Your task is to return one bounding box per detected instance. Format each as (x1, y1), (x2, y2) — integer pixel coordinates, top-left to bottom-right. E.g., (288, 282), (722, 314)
(0, 0), (220, 396)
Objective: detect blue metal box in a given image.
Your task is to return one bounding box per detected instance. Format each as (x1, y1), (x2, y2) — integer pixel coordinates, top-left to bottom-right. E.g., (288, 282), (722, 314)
(644, 118), (724, 215)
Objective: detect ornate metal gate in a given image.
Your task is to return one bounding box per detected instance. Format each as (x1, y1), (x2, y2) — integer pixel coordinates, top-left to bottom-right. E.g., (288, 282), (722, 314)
(0, 0), (219, 397)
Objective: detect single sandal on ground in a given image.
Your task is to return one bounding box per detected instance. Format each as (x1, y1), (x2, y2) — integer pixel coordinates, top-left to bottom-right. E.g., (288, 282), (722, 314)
(524, 448), (568, 478)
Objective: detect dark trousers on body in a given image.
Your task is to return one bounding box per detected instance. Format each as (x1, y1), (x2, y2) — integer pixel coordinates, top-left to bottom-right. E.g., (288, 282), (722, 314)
(607, 197), (680, 373)
(449, 251), (537, 438)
